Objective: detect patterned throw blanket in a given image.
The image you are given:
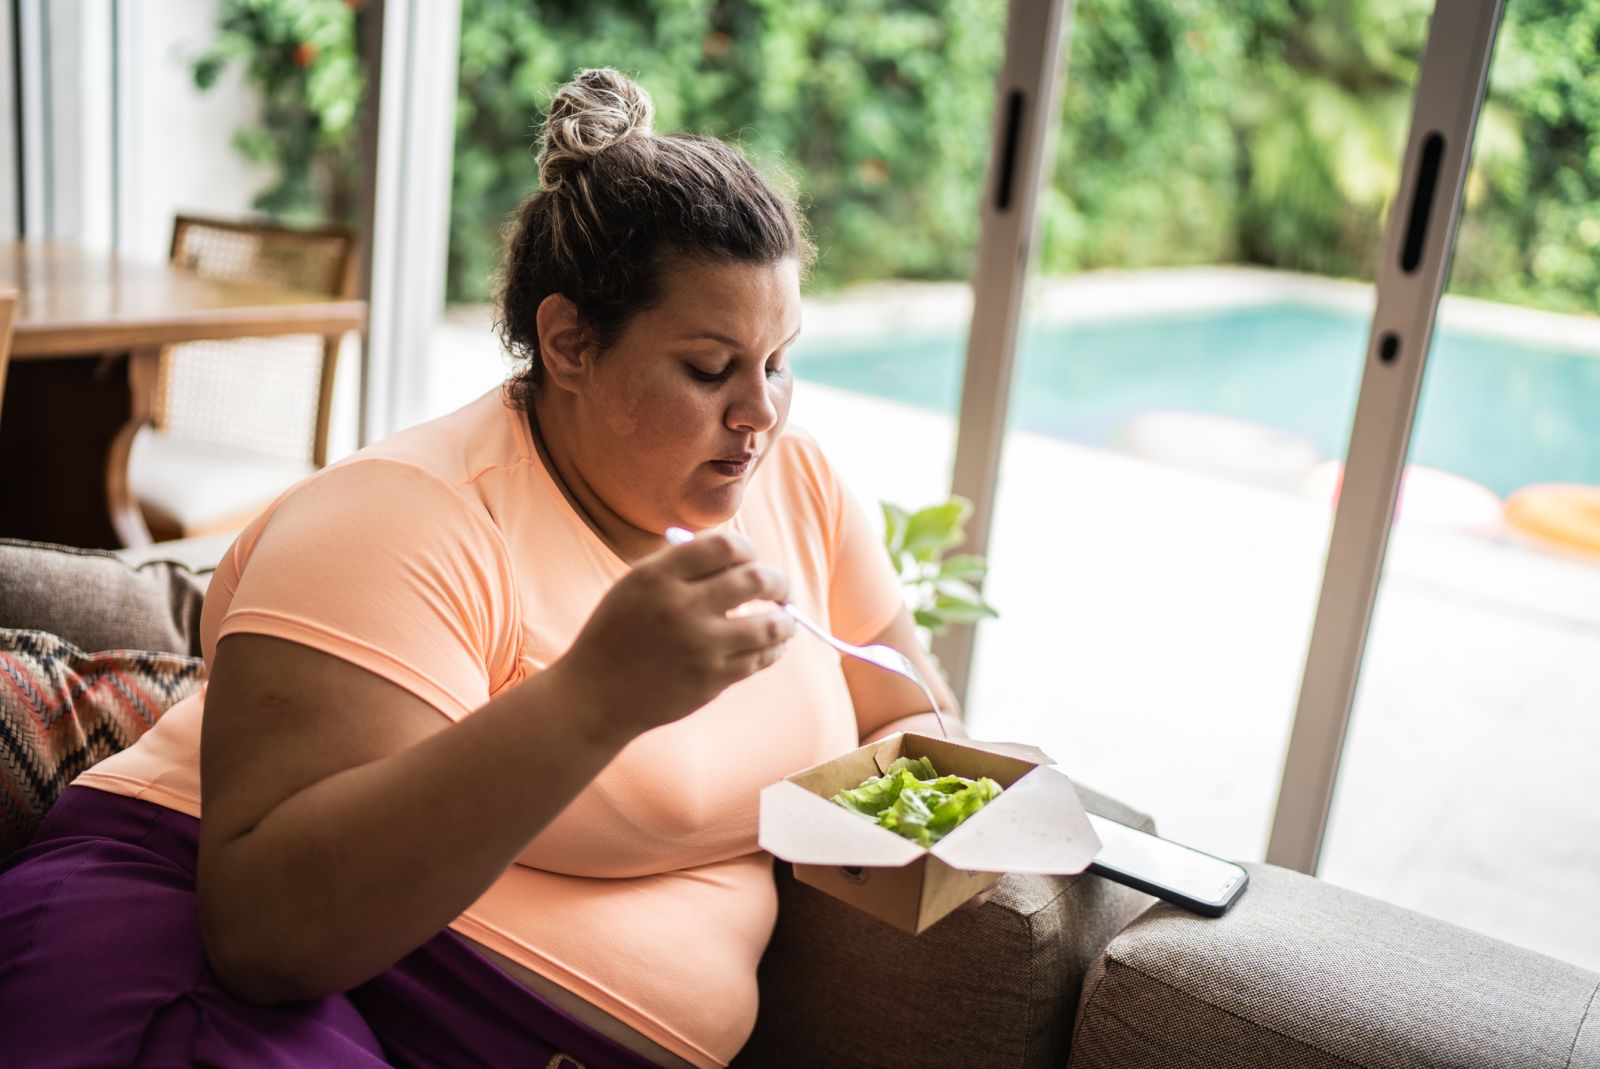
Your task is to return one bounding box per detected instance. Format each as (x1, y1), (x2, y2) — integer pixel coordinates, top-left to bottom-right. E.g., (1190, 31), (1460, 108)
(0, 629), (203, 857)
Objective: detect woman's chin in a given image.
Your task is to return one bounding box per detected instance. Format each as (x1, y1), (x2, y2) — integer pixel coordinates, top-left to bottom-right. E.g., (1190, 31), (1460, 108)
(678, 485), (747, 529)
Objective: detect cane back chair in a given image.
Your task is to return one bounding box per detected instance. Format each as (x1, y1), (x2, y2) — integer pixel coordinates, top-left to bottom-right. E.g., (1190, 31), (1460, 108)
(128, 215), (356, 542)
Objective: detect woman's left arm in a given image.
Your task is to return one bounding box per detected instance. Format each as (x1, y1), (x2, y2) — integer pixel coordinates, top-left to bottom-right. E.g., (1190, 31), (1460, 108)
(844, 605), (967, 744)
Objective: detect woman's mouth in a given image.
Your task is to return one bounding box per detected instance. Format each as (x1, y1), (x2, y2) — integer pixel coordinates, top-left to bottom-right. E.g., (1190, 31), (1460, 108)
(708, 454), (755, 477)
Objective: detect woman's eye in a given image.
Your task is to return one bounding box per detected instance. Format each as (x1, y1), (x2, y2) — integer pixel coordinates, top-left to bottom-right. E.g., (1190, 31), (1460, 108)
(689, 364), (731, 383)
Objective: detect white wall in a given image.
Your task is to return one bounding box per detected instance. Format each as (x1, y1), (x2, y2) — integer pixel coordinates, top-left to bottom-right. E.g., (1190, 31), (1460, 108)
(2, 1), (269, 252)
(0, 4), (17, 239)
(115, 0), (274, 260)
(53, 1), (116, 248)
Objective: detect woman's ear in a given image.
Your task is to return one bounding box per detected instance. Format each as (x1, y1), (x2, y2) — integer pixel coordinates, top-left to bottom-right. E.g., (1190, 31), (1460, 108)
(535, 294), (593, 389)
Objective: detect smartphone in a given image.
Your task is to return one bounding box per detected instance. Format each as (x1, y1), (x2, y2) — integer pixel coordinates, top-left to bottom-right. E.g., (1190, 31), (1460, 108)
(1085, 812), (1249, 917)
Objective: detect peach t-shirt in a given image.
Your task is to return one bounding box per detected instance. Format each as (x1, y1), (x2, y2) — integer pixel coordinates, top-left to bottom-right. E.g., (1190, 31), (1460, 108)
(75, 387), (905, 1068)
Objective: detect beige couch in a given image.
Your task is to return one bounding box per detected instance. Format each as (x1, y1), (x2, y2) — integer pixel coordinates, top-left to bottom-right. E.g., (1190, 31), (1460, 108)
(4, 536), (1597, 1068)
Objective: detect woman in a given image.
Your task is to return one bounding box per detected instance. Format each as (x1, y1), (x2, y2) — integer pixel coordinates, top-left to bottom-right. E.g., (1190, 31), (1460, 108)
(0, 69), (959, 1068)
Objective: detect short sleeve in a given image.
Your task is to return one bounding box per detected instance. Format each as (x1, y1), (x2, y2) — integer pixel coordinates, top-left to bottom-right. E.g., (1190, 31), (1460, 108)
(210, 459), (521, 721)
(798, 440), (905, 647)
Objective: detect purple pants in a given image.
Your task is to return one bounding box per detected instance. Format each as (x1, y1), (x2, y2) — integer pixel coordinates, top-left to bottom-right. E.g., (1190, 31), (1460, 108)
(0, 786), (665, 1068)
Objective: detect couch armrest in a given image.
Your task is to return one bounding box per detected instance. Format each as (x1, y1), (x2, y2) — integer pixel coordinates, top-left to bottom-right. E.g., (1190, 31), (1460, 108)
(1069, 862), (1600, 1069)
(735, 783), (1156, 1069)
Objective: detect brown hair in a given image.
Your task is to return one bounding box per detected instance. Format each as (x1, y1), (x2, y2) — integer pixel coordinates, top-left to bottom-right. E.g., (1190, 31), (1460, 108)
(496, 68), (814, 408)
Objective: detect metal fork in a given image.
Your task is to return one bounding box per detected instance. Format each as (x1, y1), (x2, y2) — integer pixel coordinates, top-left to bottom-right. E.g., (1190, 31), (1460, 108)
(664, 527), (947, 736)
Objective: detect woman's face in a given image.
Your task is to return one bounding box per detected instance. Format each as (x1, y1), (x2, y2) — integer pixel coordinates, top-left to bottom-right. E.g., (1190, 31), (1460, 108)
(560, 256), (802, 537)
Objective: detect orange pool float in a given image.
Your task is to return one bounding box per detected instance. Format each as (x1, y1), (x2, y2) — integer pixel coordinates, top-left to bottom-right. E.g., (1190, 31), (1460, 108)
(1504, 484), (1600, 559)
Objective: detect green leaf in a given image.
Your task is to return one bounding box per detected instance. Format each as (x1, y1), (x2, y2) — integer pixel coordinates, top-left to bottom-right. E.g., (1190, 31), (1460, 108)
(829, 757), (1002, 847)
(933, 577), (986, 603)
(901, 499), (970, 560)
(193, 57), (224, 90)
(931, 589), (998, 623)
(925, 776), (1002, 837)
(937, 553), (987, 580)
(881, 501), (909, 561)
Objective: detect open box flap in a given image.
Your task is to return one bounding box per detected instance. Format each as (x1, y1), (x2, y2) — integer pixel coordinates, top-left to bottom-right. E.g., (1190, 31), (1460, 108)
(759, 780), (926, 867)
(929, 765), (1100, 875)
(787, 736), (908, 798)
(960, 739), (1056, 765)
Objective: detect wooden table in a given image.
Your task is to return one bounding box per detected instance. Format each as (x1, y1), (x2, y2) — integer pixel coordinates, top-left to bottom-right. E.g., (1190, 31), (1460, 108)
(0, 241), (366, 548)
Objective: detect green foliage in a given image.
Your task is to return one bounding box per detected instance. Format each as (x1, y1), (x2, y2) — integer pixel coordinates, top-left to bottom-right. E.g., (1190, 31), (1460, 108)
(450, 0), (1005, 301)
(1043, 0), (1242, 272)
(1449, 0), (1600, 314)
(881, 497), (998, 637)
(191, 0), (365, 224)
(1226, 0), (1430, 277)
(196, 0), (1600, 316)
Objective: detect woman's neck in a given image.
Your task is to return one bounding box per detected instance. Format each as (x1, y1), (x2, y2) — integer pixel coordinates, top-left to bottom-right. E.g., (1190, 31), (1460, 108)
(527, 393), (659, 564)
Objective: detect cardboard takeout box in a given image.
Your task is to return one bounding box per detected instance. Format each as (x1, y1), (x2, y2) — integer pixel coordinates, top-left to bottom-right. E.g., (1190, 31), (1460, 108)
(759, 732), (1101, 934)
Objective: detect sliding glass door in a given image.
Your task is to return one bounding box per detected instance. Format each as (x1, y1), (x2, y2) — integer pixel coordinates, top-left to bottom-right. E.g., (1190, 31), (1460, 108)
(964, 2), (1430, 859)
(1318, 0), (1600, 969)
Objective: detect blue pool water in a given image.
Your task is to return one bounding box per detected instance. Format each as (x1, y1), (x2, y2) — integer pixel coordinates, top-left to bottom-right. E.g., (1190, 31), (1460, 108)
(790, 302), (1600, 499)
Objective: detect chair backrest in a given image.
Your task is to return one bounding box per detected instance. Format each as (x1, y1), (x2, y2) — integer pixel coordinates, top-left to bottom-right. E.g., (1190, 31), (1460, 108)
(171, 215), (356, 299)
(0, 290), (17, 423)
(157, 216), (357, 468)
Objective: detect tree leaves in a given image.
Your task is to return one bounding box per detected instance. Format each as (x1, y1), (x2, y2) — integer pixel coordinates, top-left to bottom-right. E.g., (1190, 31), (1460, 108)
(194, 0), (1600, 315)
(191, 0), (365, 224)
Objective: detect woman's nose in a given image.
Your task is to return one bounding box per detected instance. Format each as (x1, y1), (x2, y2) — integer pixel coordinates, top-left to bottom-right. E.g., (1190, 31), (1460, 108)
(727, 371), (779, 433)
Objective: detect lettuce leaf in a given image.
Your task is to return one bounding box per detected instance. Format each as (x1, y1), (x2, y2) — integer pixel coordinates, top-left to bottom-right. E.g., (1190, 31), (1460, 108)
(830, 756), (1003, 846)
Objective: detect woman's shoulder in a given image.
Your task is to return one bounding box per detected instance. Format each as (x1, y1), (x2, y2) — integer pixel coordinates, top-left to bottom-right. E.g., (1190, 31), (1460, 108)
(765, 424), (829, 477)
(353, 387), (534, 491)
(748, 425), (846, 523)
(223, 392), (529, 582)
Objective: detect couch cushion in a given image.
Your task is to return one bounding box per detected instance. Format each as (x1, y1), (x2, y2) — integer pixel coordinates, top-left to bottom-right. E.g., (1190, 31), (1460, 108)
(0, 539), (210, 657)
(0, 629), (204, 857)
(111, 532), (236, 577)
(1069, 862), (1600, 1069)
(735, 781), (1156, 1068)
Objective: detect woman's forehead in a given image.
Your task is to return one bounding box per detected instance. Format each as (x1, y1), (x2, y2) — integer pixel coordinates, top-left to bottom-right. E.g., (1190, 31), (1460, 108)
(650, 259), (801, 337)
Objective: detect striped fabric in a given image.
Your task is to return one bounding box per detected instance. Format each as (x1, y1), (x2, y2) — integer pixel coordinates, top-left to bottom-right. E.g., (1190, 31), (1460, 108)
(0, 629), (203, 858)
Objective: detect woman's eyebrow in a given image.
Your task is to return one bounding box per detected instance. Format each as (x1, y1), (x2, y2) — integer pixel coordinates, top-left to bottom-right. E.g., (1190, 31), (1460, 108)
(678, 326), (802, 351)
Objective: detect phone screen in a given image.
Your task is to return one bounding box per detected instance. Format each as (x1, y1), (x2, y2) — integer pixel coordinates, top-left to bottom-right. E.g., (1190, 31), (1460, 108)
(1086, 813), (1245, 908)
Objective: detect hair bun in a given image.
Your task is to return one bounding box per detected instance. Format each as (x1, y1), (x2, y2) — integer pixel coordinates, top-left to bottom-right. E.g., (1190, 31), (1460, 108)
(538, 68), (655, 192)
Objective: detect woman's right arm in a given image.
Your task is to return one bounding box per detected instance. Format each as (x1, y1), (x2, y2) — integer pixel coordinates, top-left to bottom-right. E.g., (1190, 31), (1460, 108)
(197, 530), (792, 1005)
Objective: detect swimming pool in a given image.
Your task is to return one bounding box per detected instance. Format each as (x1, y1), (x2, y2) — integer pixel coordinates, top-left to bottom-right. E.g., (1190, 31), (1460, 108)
(790, 302), (1600, 499)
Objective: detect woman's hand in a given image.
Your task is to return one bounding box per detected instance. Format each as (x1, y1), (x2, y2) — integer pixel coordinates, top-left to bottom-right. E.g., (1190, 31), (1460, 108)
(557, 529), (795, 739)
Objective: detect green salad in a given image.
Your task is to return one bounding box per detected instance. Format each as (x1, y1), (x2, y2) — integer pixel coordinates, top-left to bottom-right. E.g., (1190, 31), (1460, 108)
(830, 756), (1003, 847)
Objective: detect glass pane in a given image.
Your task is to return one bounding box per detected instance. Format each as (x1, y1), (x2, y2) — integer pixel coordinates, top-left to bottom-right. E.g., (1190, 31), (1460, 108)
(117, 4), (371, 461)
(1321, 4), (1600, 970)
(440, 4), (1006, 511)
(969, 0), (1431, 859)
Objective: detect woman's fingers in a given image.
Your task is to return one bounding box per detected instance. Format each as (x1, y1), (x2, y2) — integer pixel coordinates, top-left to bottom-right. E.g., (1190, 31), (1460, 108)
(652, 529), (756, 580)
(641, 529), (794, 679)
(700, 561), (790, 613)
(651, 529), (790, 611)
(723, 635), (792, 678)
(717, 609), (795, 660)
(682, 608), (792, 699)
